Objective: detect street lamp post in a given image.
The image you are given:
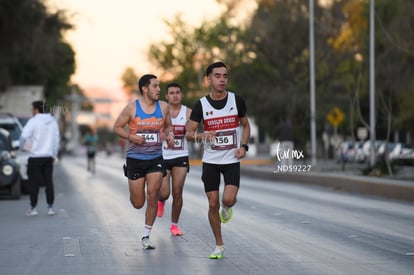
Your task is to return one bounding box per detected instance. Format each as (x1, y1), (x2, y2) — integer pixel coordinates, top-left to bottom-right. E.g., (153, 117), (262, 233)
(369, 0), (376, 167)
(70, 86), (81, 155)
(309, 0), (317, 166)
(68, 87), (116, 155)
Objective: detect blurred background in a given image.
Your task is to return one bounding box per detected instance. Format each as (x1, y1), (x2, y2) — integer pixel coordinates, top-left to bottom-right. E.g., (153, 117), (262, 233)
(0, 0), (413, 178)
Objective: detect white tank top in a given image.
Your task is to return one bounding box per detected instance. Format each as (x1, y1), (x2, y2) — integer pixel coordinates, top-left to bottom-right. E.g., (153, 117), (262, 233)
(162, 105), (189, 160)
(200, 92), (240, 164)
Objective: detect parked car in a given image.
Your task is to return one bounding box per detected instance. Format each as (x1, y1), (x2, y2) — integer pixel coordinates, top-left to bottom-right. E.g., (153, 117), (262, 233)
(362, 140), (383, 163)
(17, 116), (31, 127)
(0, 128), (21, 199)
(0, 113), (23, 148)
(353, 141), (365, 163)
(398, 150), (414, 166)
(0, 113), (29, 193)
(335, 141), (356, 163)
(389, 143), (413, 161)
(376, 142), (397, 161)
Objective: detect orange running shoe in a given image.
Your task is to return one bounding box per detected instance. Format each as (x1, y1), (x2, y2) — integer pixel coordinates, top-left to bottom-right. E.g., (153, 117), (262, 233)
(170, 224), (183, 236)
(157, 201), (165, 217)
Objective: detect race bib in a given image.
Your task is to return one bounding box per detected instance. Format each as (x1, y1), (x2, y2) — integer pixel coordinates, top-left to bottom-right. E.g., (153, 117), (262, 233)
(211, 130), (237, 150)
(137, 132), (160, 145)
(172, 135), (185, 150)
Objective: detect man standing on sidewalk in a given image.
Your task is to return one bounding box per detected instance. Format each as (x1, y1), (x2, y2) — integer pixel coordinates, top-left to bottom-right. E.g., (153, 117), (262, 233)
(20, 100), (60, 216)
(186, 62), (251, 259)
(158, 82), (192, 236)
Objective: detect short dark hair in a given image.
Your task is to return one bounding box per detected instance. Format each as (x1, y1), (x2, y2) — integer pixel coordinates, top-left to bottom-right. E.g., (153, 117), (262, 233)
(138, 74), (157, 95)
(206, 61), (227, 76)
(166, 82), (182, 93)
(32, 100), (47, 113)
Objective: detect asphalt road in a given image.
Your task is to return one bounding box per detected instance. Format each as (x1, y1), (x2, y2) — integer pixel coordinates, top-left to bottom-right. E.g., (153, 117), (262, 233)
(0, 154), (413, 275)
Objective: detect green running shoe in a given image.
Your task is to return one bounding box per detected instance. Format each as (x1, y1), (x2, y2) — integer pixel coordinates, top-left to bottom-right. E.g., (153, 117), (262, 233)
(209, 246), (224, 259)
(219, 206), (233, 223)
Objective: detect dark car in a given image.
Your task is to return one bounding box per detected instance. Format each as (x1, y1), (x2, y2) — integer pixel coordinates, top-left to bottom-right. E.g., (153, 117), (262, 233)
(0, 113), (29, 193)
(0, 128), (21, 199)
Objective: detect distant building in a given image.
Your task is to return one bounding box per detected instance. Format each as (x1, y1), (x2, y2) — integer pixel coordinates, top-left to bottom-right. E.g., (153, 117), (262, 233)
(0, 86), (44, 117)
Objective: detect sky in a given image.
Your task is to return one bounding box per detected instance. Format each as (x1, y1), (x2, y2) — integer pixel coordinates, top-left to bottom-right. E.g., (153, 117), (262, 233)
(47, 0), (224, 91)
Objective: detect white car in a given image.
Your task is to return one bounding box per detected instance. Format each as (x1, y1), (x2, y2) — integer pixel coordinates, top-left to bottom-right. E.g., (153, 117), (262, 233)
(389, 143), (413, 161)
(335, 141), (356, 163)
(336, 140), (367, 163)
(362, 140), (383, 162)
(376, 142), (397, 160)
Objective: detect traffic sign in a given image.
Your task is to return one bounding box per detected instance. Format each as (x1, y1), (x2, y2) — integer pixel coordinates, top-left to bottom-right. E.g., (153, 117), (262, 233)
(326, 106), (344, 127)
(357, 127), (368, 140)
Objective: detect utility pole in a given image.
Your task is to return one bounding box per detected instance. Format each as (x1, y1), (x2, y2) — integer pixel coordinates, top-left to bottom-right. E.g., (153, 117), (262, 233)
(70, 86), (81, 155)
(309, 0), (317, 166)
(67, 87), (117, 155)
(369, 0), (376, 167)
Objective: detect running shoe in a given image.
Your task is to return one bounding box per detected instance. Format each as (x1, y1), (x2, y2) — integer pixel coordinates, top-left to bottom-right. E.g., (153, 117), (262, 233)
(209, 246), (224, 259)
(157, 201), (165, 217)
(219, 206), (233, 223)
(25, 208), (38, 217)
(48, 208), (55, 216)
(170, 225), (183, 236)
(141, 236), (155, 250)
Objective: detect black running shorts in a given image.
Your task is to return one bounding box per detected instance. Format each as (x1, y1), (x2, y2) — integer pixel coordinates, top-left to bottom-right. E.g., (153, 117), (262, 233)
(163, 156), (190, 172)
(201, 162), (240, 192)
(125, 156), (166, 180)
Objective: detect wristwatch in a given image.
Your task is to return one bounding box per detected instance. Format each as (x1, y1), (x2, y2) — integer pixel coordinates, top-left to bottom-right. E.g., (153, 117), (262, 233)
(241, 144), (249, 152)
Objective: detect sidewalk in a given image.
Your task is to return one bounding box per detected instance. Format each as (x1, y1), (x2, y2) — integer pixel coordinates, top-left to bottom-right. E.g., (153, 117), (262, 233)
(190, 156), (414, 202)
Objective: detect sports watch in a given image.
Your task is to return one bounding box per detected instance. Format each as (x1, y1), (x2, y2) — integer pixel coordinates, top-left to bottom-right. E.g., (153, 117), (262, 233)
(241, 144), (249, 152)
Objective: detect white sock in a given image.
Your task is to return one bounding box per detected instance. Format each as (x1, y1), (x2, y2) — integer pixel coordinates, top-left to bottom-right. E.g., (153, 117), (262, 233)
(216, 245), (224, 251)
(142, 224), (152, 238)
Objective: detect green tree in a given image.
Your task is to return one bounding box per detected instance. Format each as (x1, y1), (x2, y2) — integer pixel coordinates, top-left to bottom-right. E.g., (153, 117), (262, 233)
(324, 0), (414, 143)
(373, 0), (414, 140)
(120, 67), (139, 99)
(147, 13), (247, 107)
(146, 1), (312, 146)
(318, 0), (369, 141)
(230, 0), (311, 146)
(0, 0), (75, 105)
(144, 0), (414, 151)
(148, 14), (207, 106)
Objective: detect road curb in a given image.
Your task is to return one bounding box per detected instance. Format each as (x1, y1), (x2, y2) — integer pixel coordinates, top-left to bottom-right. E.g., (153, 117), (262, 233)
(241, 167), (414, 202)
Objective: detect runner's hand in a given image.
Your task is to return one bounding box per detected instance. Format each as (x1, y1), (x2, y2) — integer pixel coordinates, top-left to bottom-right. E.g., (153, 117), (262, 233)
(205, 131), (216, 143)
(165, 133), (175, 148)
(236, 147), (247, 159)
(129, 134), (146, 145)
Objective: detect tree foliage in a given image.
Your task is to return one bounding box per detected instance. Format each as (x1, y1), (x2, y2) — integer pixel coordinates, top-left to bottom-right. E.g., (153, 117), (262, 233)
(145, 0), (414, 148)
(147, 14), (247, 107)
(373, 0), (414, 138)
(231, 0), (311, 144)
(0, 0), (75, 104)
(120, 67), (139, 99)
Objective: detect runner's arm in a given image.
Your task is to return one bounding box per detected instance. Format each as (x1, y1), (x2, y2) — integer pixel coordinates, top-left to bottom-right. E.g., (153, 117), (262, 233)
(235, 115), (251, 159)
(160, 101), (174, 147)
(239, 115), (251, 146)
(113, 103), (132, 140)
